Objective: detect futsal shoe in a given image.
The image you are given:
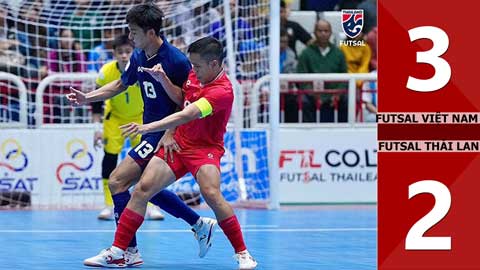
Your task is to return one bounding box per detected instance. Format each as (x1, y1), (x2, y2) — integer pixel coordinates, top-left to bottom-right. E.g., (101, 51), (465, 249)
(145, 204), (165, 220)
(234, 250), (258, 269)
(83, 248), (126, 268)
(97, 206), (114, 220)
(125, 247), (144, 267)
(192, 217), (217, 258)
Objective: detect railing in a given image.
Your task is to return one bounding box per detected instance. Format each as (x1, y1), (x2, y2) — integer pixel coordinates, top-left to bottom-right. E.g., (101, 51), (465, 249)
(0, 72), (28, 128)
(250, 73), (378, 128)
(34, 73), (98, 128)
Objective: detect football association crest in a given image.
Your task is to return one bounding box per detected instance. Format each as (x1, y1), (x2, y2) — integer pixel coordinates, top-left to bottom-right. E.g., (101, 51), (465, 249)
(341, 9), (364, 39)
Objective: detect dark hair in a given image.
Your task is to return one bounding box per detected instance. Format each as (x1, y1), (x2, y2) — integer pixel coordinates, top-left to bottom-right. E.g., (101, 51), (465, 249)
(281, 0), (286, 8)
(187, 36), (224, 62)
(112, 34), (134, 50)
(126, 4), (164, 35)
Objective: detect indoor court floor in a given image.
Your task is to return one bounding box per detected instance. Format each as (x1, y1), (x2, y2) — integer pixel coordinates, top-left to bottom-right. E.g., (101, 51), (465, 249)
(0, 206), (376, 270)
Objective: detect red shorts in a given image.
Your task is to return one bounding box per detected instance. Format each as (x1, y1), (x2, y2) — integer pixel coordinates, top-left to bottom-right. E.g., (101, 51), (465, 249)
(155, 147), (223, 179)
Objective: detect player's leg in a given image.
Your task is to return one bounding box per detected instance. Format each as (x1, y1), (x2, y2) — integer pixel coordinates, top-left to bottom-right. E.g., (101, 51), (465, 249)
(98, 152), (118, 220)
(84, 156), (176, 268)
(196, 164), (257, 269)
(97, 114), (124, 220)
(128, 131), (165, 220)
(128, 136), (202, 227)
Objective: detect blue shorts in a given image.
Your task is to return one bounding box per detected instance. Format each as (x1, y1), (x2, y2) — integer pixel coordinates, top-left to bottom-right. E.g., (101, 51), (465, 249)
(128, 133), (163, 170)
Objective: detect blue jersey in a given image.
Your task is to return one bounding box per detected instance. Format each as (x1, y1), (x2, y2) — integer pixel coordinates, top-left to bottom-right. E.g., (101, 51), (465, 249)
(121, 37), (191, 131)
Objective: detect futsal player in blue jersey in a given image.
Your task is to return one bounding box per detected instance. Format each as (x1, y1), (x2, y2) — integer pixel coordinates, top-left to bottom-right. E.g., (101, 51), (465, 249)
(66, 4), (216, 267)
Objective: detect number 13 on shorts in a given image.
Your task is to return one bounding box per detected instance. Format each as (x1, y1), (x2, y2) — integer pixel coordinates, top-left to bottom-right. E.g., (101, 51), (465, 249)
(379, 0), (480, 269)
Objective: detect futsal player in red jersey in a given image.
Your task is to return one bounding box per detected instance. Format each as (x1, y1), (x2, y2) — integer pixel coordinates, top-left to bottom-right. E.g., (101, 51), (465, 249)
(86, 36), (257, 269)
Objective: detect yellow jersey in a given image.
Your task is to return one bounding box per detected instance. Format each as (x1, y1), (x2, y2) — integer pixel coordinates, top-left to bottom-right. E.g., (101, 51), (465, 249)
(96, 61), (143, 120)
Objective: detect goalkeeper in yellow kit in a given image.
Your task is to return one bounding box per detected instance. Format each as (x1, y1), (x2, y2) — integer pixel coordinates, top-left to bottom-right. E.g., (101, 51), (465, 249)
(92, 34), (164, 220)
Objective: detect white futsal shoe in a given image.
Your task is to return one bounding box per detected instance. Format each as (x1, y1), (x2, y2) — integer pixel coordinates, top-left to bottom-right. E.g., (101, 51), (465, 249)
(192, 217), (217, 258)
(125, 247), (144, 267)
(234, 250), (258, 270)
(145, 204), (165, 220)
(83, 247), (126, 268)
(97, 206), (114, 220)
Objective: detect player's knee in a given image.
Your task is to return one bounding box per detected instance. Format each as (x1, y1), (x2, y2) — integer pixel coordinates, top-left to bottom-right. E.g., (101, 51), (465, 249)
(108, 169), (127, 194)
(131, 182), (153, 202)
(101, 152), (118, 179)
(200, 185), (221, 202)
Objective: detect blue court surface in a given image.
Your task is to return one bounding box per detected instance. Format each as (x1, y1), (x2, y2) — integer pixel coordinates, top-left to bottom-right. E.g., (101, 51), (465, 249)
(0, 206), (376, 270)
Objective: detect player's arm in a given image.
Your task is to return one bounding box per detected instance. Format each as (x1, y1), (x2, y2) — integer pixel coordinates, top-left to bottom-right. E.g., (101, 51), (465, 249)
(120, 98), (211, 137)
(91, 84), (104, 148)
(67, 79), (128, 105)
(140, 64), (183, 106)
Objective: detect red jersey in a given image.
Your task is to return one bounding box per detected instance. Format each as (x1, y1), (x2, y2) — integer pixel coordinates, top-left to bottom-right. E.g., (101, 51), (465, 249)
(175, 69), (233, 152)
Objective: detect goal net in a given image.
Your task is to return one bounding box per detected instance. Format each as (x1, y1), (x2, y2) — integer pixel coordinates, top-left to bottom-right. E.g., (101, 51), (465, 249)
(0, 0), (271, 209)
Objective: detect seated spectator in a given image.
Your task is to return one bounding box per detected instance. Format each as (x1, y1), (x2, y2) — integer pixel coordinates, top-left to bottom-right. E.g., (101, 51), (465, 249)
(66, 0), (102, 51)
(297, 19), (347, 123)
(88, 27), (123, 72)
(340, 33), (371, 74)
(46, 28), (87, 123)
(280, 27), (299, 123)
(280, 28), (297, 73)
(0, 6), (25, 74)
(211, 0), (253, 44)
(358, 0), (377, 34)
(365, 26), (377, 71)
(281, 0), (313, 58)
(47, 28), (87, 73)
(361, 70), (377, 122)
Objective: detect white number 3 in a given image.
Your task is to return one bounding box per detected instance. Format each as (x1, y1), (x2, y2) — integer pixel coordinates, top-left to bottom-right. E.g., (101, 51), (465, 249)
(407, 26), (451, 92)
(406, 180), (451, 250)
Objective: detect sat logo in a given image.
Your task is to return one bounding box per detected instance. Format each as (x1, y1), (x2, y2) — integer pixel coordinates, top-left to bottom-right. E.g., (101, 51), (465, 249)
(56, 139), (101, 191)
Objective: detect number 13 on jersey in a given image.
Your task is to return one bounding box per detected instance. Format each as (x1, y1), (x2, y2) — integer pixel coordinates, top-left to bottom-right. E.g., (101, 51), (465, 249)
(379, 1), (480, 269)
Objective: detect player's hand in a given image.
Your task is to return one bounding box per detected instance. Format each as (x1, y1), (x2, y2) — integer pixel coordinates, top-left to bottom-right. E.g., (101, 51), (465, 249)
(156, 130), (181, 162)
(141, 64), (167, 82)
(120, 122), (148, 137)
(93, 131), (103, 151)
(66, 87), (87, 106)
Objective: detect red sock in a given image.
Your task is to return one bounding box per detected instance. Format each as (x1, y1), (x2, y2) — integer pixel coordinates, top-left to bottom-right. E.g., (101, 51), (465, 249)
(219, 215), (247, 253)
(113, 208), (144, 250)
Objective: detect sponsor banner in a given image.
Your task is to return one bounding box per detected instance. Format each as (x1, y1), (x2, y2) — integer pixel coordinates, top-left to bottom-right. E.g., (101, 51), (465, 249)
(168, 130), (270, 202)
(0, 129), (103, 208)
(279, 128), (377, 203)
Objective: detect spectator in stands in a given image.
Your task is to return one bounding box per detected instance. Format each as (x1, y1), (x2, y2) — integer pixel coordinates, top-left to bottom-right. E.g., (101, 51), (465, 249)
(211, 0), (253, 44)
(297, 19), (347, 123)
(16, 1), (49, 78)
(88, 27), (124, 72)
(280, 27), (299, 123)
(280, 0), (313, 58)
(357, 0), (377, 34)
(47, 28), (87, 73)
(340, 33), (371, 74)
(46, 28), (87, 123)
(280, 28), (297, 73)
(0, 5), (25, 73)
(66, 0), (102, 51)
(361, 70), (377, 122)
(365, 26), (377, 71)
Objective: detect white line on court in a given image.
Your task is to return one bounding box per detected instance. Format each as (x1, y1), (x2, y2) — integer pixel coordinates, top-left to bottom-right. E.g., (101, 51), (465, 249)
(0, 227), (376, 233)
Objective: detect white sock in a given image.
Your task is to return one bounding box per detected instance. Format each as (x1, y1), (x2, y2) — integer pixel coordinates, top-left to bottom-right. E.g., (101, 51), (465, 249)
(126, 246), (138, 253)
(192, 217), (203, 231)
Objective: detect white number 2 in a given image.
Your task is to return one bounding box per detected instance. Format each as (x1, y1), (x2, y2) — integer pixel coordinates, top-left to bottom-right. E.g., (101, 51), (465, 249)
(407, 26), (451, 92)
(143, 81), (157, 99)
(405, 180), (451, 250)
